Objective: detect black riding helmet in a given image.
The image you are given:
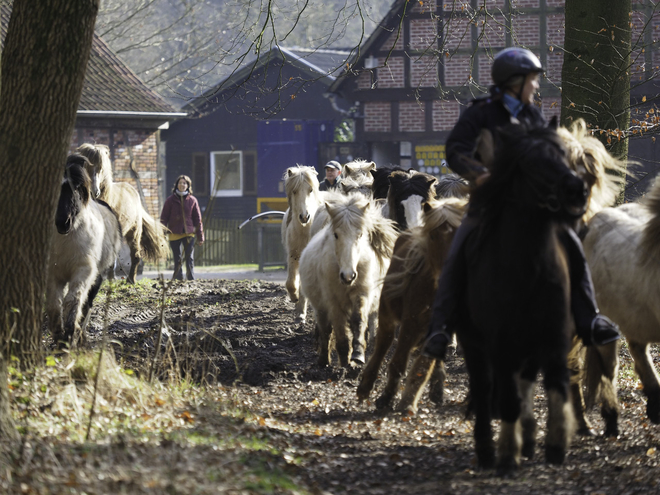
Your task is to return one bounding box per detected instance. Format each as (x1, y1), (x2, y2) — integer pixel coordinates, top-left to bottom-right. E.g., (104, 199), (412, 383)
(491, 47), (544, 87)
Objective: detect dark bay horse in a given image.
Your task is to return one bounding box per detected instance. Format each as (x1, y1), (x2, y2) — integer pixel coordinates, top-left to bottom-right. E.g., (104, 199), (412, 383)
(456, 120), (587, 474)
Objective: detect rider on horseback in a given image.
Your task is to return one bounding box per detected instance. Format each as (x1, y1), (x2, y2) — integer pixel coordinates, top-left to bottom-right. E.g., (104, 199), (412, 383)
(423, 47), (621, 360)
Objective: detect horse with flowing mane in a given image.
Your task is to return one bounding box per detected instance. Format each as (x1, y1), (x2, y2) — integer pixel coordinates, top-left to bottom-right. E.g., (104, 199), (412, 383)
(343, 159), (377, 179)
(456, 120), (586, 473)
(299, 193), (397, 367)
(583, 175), (660, 426)
(281, 165), (322, 323)
(76, 143), (169, 283)
(357, 196), (467, 412)
(47, 155), (122, 347)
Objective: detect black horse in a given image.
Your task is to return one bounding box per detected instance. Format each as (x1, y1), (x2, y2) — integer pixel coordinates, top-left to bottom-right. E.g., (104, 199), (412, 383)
(455, 119), (587, 474)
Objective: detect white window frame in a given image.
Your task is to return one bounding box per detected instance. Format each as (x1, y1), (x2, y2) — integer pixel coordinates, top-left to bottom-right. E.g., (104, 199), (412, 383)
(210, 150), (243, 197)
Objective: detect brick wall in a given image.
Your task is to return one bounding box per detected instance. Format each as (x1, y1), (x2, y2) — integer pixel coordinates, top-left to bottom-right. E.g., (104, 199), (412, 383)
(480, 14), (507, 50)
(513, 0), (540, 7)
(364, 102), (392, 132)
(410, 55), (439, 88)
(399, 101), (426, 132)
(478, 53), (494, 87)
(410, 18), (437, 51)
(546, 13), (564, 47)
(70, 128), (161, 219)
(377, 56), (405, 88)
(443, 17), (471, 51)
(444, 54), (472, 86)
(542, 97), (561, 120)
(357, 71), (373, 90)
(432, 100), (461, 132)
(381, 28), (404, 51)
(511, 14), (539, 47)
(410, 0), (436, 14)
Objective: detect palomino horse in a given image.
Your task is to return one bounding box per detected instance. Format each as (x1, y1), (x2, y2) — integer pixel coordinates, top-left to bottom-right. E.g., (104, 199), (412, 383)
(47, 155), (122, 347)
(357, 196), (467, 413)
(583, 176), (660, 426)
(280, 165), (322, 324)
(299, 193), (397, 367)
(558, 119), (627, 437)
(340, 173), (373, 196)
(457, 121), (585, 474)
(76, 144), (168, 284)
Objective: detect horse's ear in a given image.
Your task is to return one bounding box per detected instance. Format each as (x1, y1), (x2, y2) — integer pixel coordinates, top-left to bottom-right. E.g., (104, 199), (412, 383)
(344, 164), (354, 176)
(549, 115), (559, 130)
(368, 161), (377, 171)
(287, 169), (294, 177)
(423, 202), (434, 214)
(370, 168), (378, 178)
(388, 171), (406, 185)
(325, 201), (336, 218)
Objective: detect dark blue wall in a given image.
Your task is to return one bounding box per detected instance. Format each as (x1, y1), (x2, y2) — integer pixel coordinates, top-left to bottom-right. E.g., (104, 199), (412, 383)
(161, 62), (349, 220)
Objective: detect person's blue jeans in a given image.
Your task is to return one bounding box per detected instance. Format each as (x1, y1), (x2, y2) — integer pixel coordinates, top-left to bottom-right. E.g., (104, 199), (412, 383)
(170, 237), (195, 280)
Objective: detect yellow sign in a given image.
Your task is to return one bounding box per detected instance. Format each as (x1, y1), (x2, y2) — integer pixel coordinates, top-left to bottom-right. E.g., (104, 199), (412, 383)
(415, 144), (450, 175)
(257, 197), (288, 223)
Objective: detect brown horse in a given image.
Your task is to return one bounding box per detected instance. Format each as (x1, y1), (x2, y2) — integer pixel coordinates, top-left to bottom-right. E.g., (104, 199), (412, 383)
(76, 143), (169, 283)
(357, 196), (467, 412)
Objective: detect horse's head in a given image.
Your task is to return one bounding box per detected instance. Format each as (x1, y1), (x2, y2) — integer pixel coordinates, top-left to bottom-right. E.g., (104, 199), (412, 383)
(482, 119), (588, 220)
(387, 171), (438, 230)
(76, 143), (112, 198)
(283, 165), (320, 226)
(56, 155), (92, 234)
(435, 173), (470, 200)
(557, 119), (627, 222)
(340, 174), (373, 196)
(326, 194), (371, 285)
(343, 160), (377, 180)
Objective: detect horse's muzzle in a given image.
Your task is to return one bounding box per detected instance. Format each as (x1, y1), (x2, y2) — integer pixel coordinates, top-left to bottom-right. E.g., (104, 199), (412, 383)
(56, 218), (72, 235)
(560, 174), (588, 218)
(299, 212), (311, 224)
(340, 271), (357, 285)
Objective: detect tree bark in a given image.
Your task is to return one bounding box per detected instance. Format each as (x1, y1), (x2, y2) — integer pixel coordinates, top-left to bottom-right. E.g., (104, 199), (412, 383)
(0, 0), (99, 439)
(561, 0), (632, 162)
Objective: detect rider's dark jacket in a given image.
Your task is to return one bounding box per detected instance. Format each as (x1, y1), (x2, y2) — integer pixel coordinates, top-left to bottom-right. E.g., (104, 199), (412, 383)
(446, 95), (546, 182)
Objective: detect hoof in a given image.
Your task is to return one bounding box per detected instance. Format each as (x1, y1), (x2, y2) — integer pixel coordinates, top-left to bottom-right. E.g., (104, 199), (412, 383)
(351, 350), (365, 365)
(476, 448), (496, 470)
(545, 445), (566, 465)
(375, 394), (393, 410)
(496, 461), (518, 478)
(577, 426), (597, 437)
(294, 315), (306, 325)
(647, 397), (660, 424)
(522, 441), (535, 459)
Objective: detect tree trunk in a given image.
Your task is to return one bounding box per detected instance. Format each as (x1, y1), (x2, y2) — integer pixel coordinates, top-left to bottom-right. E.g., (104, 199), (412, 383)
(0, 0), (99, 439)
(561, 0), (632, 163)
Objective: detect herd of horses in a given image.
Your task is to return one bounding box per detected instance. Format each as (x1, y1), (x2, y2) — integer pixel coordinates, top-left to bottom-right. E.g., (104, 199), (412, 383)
(45, 119), (660, 475)
(281, 119), (660, 475)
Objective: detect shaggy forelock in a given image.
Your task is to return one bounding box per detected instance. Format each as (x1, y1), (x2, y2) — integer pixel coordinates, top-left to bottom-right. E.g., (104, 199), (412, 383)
(283, 165), (319, 197)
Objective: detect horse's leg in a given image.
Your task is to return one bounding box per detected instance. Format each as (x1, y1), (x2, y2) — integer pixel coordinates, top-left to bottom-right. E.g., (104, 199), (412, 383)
(586, 343), (620, 436)
(330, 311), (351, 368)
(285, 252), (300, 303)
(46, 279), (65, 345)
(348, 296), (369, 365)
(398, 353), (438, 414)
(543, 355), (575, 465)
(356, 305), (397, 402)
(462, 344), (495, 469)
(315, 310), (333, 368)
(80, 274), (104, 337)
(628, 340), (660, 424)
(567, 338), (595, 436)
(495, 367), (523, 475)
(62, 272), (95, 347)
(428, 358), (446, 406)
(518, 367), (538, 459)
(126, 228), (142, 284)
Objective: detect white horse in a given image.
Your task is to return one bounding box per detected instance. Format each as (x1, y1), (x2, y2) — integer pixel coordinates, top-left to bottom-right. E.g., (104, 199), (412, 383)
(281, 165), (322, 323)
(47, 155), (122, 347)
(299, 193), (397, 367)
(343, 159), (377, 179)
(583, 176), (660, 425)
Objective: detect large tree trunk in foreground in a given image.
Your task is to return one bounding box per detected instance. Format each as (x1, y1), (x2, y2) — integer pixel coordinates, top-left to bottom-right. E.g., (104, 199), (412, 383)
(0, 0), (99, 440)
(561, 0), (632, 164)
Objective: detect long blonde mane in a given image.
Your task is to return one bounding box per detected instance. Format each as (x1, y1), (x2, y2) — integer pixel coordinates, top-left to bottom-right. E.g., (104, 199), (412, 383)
(343, 159), (377, 179)
(76, 143), (114, 196)
(325, 193), (397, 270)
(558, 119), (627, 222)
(382, 197), (467, 300)
(283, 165), (319, 199)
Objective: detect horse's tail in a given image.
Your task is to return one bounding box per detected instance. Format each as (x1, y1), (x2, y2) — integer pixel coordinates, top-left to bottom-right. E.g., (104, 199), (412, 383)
(140, 211), (170, 263)
(584, 342), (619, 410)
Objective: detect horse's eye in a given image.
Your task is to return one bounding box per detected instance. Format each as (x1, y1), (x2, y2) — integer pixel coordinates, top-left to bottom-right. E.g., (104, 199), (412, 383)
(334, 233), (338, 239)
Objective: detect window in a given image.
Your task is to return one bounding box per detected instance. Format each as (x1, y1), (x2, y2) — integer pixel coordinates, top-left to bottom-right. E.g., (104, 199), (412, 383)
(210, 151), (242, 196)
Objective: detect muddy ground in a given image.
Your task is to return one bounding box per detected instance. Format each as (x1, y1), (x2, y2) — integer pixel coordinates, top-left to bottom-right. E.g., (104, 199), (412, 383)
(87, 276), (660, 494)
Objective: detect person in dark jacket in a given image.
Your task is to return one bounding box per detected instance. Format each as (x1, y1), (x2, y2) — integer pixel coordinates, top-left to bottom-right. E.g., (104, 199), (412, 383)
(422, 47), (621, 360)
(319, 160), (343, 191)
(160, 175), (205, 281)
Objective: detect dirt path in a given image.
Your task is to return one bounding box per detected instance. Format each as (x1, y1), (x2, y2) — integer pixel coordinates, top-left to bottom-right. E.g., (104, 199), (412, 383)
(90, 278), (660, 494)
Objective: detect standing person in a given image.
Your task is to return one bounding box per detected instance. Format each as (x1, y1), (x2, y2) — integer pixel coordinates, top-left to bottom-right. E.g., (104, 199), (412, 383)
(319, 160), (342, 191)
(422, 47), (621, 360)
(160, 175), (204, 281)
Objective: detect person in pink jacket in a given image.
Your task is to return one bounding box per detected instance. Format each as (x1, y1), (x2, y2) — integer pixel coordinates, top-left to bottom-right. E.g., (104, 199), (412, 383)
(160, 175), (204, 280)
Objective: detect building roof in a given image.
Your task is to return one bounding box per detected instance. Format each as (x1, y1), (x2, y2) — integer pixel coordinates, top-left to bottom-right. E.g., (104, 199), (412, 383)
(0, 5), (184, 120)
(182, 46), (351, 115)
